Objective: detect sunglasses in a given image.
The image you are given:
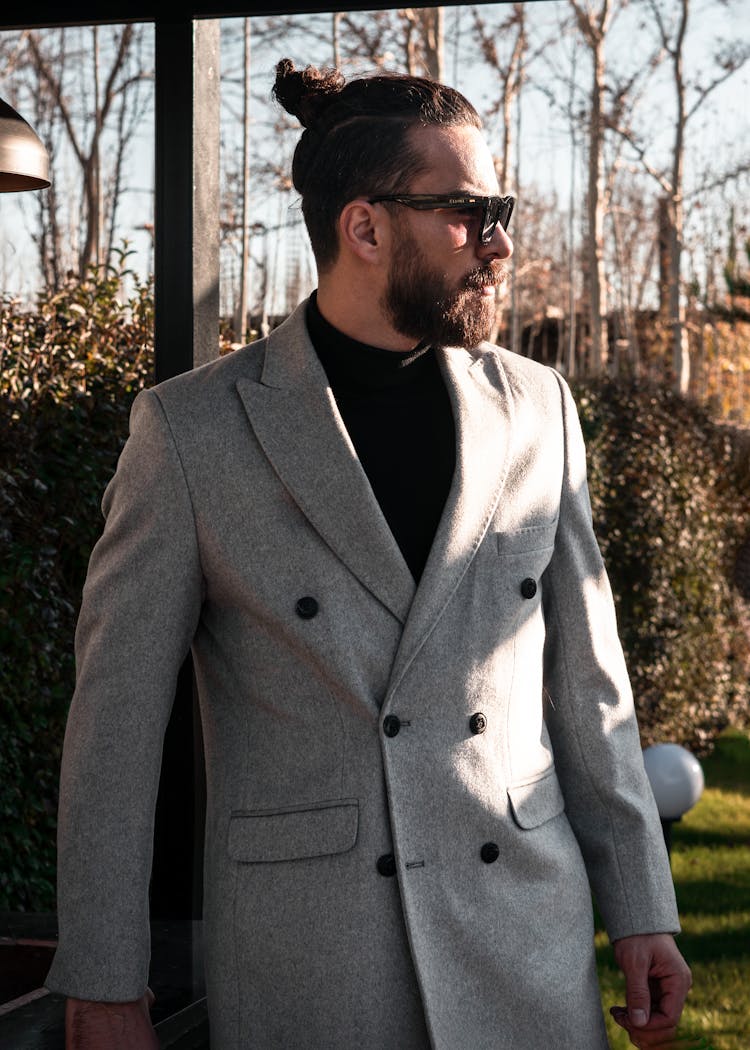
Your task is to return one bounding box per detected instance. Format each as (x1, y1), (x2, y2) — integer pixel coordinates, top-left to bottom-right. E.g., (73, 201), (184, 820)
(368, 193), (515, 244)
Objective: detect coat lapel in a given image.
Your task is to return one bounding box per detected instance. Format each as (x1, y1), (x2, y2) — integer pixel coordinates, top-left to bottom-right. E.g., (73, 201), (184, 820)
(388, 345), (514, 692)
(236, 302), (416, 624)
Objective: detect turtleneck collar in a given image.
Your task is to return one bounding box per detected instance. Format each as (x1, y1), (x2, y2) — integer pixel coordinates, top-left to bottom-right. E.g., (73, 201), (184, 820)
(305, 291), (435, 391)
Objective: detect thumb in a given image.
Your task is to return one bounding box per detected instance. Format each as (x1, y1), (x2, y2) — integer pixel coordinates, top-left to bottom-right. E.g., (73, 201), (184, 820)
(624, 973), (650, 1029)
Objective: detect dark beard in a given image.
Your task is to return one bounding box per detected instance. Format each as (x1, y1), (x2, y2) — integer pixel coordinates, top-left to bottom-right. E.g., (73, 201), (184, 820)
(382, 227), (506, 349)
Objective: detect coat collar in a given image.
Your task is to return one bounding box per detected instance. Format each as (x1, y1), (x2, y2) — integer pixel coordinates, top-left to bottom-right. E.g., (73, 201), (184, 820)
(387, 343), (514, 690)
(235, 300), (513, 645)
(236, 302), (416, 624)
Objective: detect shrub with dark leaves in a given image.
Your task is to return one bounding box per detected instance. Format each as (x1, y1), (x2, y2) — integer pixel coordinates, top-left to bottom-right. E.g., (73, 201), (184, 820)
(574, 379), (750, 755)
(0, 251), (153, 911)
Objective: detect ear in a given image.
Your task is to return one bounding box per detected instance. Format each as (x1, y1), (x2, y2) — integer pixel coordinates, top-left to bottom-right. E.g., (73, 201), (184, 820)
(338, 200), (389, 265)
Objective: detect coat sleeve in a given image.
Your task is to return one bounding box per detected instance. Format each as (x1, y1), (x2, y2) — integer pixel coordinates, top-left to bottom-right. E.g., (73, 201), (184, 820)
(45, 386), (204, 1001)
(542, 370), (680, 942)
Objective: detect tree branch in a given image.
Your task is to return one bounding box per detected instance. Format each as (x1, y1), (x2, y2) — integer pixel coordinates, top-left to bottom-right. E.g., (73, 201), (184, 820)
(26, 31), (85, 168)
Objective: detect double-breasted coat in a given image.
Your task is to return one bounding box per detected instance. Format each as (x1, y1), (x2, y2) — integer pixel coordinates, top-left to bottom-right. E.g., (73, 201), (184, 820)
(46, 299), (679, 1049)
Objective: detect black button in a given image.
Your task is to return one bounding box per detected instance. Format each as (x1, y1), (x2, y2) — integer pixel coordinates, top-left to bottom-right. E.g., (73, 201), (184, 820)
(383, 715), (401, 738)
(295, 596), (318, 619)
(376, 853), (396, 877)
(480, 842), (500, 864)
(469, 712), (487, 735)
(520, 577), (537, 599)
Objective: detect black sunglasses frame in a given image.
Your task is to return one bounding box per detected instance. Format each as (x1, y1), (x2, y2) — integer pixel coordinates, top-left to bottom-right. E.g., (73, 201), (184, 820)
(368, 193), (515, 244)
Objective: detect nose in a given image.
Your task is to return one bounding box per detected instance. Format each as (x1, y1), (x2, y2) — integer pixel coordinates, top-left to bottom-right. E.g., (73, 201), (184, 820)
(478, 224), (513, 261)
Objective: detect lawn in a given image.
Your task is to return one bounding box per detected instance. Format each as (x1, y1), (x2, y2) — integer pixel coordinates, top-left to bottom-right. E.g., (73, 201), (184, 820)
(596, 728), (750, 1050)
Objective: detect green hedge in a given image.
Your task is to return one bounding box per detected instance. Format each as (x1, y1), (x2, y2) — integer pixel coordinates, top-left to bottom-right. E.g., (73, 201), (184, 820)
(575, 378), (750, 754)
(2, 269), (749, 911)
(0, 256), (153, 911)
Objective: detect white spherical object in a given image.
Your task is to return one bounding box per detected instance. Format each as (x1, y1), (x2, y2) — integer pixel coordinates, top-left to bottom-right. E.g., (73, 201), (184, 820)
(643, 743), (705, 820)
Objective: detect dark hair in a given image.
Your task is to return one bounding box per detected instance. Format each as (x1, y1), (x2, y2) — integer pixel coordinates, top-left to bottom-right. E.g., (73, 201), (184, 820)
(272, 58), (482, 270)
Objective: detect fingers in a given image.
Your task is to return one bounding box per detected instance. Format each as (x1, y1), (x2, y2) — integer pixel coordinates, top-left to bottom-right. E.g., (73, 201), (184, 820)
(611, 933), (693, 1050)
(613, 932), (693, 1045)
(609, 1007), (706, 1050)
(610, 1005), (679, 1047)
(613, 934), (692, 1030)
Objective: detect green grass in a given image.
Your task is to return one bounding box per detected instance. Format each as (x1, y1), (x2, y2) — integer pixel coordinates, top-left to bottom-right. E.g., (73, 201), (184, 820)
(597, 728), (750, 1050)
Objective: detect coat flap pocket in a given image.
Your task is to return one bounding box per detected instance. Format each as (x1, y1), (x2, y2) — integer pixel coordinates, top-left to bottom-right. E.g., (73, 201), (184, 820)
(507, 768), (565, 829)
(228, 798), (359, 863)
(495, 522), (558, 556)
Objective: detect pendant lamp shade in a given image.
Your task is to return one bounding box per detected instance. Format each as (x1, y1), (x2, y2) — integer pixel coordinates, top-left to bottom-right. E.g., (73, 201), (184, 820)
(0, 97), (50, 192)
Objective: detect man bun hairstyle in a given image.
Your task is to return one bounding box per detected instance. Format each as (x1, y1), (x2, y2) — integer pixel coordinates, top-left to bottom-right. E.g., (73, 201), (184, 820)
(272, 58), (482, 271)
(272, 57), (346, 131)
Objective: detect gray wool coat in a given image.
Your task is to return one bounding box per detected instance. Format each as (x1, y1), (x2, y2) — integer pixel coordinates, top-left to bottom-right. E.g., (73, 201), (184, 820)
(46, 298), (680, 1049)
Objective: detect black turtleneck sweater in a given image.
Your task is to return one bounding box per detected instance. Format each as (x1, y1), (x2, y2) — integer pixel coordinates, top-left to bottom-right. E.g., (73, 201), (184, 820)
(306, 294), (455, 583)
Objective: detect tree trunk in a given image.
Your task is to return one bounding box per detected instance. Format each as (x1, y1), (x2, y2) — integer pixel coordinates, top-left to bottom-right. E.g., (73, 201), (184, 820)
(80, 27), (102, 276)
(401, 8), (444, 81)
(657, 195), (671, 318)
(234, 18), (251, 344)
(569, 0), (612, 377)
(332, 11), (342, 69)
(669, 0), (689, 395)
(510, 61), (523, 356)
(418, 7), (444, 81)
(566, 50), (578, 379)
(471, 4), (525, 192)
(585, 29), (609, 375)
(26, 25), (138, 283)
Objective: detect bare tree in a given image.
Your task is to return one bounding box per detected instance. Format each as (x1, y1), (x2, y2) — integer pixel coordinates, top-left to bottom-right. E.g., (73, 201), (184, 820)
(317, 9), (444, 79)
(401, 8), (444, 81)
(472, 4), (526, 192)
(608, 0), (750, 393)
(25, 25), (149, 281)
(234, 18), (252, 344)
(332, 11), (343, 69)
(471, 5), (551, 356)
(2, 29), (62, 290)
(568, 0), (619, 377)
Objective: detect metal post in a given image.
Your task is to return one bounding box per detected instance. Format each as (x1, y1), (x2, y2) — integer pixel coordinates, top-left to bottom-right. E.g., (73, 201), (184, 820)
(154, 18), (220, 381)
(660, 818), (674, 858)
(151, 18), (220, 936)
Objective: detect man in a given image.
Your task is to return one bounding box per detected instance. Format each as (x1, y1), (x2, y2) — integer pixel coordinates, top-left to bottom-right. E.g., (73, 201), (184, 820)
(46, 60), (691, 1049)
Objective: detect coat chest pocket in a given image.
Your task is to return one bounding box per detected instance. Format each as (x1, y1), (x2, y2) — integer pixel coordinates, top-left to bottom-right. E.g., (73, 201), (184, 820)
(495, 521), (557, 559)
(228, 798), (359, 863)
(507, 767), (565, 829)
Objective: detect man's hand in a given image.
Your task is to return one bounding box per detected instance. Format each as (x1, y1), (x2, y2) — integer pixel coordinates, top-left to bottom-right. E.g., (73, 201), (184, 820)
(610, 933), (692, 1048)
(66, 987), (159, 1049)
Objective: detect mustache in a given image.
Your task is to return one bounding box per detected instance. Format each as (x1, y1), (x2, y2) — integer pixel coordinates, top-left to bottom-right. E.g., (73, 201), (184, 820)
(463, 264), (509, 291)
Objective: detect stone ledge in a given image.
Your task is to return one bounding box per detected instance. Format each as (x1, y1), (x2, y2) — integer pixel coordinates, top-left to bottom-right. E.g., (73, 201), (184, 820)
(0, 914), (208, 1049)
